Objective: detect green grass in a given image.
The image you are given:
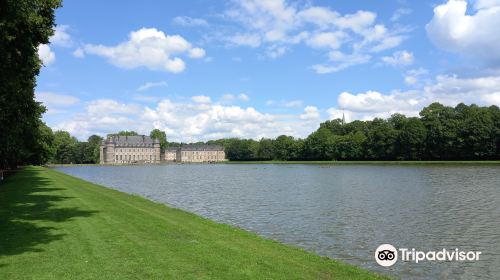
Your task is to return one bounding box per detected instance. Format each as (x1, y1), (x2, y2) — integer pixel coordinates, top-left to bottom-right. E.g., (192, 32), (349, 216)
(225, 160), (500, 164)
(0, 166), (386, 280)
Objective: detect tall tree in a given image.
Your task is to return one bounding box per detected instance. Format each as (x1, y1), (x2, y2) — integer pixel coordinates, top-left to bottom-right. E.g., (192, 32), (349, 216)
(149, 129), (167, 150)
(0, 0), (62, 168)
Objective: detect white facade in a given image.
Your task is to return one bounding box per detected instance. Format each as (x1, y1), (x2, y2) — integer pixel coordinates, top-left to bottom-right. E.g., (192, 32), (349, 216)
(100, 135), (161, 164)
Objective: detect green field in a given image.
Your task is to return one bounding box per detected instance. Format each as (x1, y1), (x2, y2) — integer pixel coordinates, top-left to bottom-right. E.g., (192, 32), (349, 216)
(0, 166), (386, 279)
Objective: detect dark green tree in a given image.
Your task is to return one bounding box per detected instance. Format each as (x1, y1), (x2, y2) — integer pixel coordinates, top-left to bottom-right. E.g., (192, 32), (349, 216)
(0, 0), (62, 168)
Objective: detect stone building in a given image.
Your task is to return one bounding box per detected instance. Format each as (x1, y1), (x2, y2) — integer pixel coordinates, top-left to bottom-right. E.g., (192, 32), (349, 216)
(165, 147), (178, 161)
(165, 145), (225, 163)
(100, 135), (161, 164)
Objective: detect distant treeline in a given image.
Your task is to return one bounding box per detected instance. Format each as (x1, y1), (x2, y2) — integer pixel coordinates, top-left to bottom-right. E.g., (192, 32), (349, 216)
(208, 102), (500, 161)
(6, 102), (500, 167)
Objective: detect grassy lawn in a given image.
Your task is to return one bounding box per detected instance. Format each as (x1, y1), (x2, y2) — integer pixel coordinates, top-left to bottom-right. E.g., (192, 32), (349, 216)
(0, 166), (386, 280)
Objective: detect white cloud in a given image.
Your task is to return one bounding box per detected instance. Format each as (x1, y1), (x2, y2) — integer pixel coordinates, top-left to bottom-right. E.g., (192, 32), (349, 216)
(381, 50), (414, 66)
(55, 97), (322, 141)
(50, 25), (72, 47)
(222, 0), (405, 68)
(38, 44), (56, 65)
(172, 16), (209, 27)
(306, 31), (345, 49)
(50, 71), (500, 141)
(137, 81), (168, 91)
(191, 95), (211, 103)
(300, 106), (320, 120)
(426, 0), (500, 65)
(82, 28), (205, 73)
(325, 72), (500, 121)
(188, 47), (206, 58)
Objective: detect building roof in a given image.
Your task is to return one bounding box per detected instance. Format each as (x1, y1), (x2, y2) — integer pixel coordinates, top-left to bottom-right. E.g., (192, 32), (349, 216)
(105, 135), (159, 147)
(178, 144), (224, 151)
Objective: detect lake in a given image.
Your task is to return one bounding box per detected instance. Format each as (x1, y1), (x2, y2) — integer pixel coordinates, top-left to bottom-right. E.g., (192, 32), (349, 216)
(54, 164), (500, 279)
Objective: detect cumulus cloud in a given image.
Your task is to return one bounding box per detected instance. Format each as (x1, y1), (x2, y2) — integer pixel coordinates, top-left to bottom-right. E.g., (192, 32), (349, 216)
(55, 97), (322, 141)
(82, 28), (205, 73)
(222, 0), (406, 70)
(38, 44), (56, 65)
(300, 106), (320, 120)
(137, 81), (168, 91)
(326, 73), (500, 121)
(172, 16), (209, 27)
(381, 50), (414, 66)
(426, 0), (500, 65)
(50, 25), (73, 47)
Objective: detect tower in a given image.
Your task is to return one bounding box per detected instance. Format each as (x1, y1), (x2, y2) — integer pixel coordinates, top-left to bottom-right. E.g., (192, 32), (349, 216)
(153, 138), (161, 163)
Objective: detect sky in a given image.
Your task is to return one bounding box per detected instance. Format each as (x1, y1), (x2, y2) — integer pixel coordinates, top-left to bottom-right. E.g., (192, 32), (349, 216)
(36, 0), (500, 142)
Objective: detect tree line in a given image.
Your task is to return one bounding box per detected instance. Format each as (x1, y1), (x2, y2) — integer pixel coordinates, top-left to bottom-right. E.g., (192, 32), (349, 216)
(0, 0), (62, 169)
(211, 103), (500, 161)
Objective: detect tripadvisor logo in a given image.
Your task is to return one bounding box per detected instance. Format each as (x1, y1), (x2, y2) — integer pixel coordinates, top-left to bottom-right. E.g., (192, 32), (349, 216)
(375, 244), (482, 267)
(375, 244), (398, 267)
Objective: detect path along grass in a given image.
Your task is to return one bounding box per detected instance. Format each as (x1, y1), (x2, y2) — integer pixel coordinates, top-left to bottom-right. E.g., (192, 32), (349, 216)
(0, 166), (386, 279)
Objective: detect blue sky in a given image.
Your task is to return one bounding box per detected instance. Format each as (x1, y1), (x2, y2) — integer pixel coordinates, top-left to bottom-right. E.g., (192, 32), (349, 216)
(36, 0), (500, 141)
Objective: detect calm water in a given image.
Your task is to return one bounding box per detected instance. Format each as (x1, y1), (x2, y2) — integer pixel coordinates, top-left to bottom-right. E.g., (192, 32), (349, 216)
(55, 164), (500, 279)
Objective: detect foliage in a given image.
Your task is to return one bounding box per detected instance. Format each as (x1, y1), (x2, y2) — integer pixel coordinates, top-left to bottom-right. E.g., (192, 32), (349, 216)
(149, 129), (167, 150)
(0, 0), (61, 169)
(223, 103), (500, 161)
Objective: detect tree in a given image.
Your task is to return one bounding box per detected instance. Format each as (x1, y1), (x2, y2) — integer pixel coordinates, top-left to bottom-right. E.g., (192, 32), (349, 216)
(455, 104), (495, 159)
(0, 0), (62, 168)
(113, 131), (139, 136)
(396, 117), (426, 160)
(149, 129), (167, 150)
(87, 135), (103, 163)
(419, 103), (460, 159)
(52, 131), (78, 164)
(225, 139), (258, 161)
(273, 135), (297, 160)
(257, 138), (274, 160)
(303, 128), (334, 160)
(29, 122), (55, 165)
(365, 119), (398, 160)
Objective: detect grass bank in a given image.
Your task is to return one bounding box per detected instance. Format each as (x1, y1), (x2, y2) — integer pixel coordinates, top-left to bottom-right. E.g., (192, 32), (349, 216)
(0, 166), (385, 279)
(225, 160), (500, 164)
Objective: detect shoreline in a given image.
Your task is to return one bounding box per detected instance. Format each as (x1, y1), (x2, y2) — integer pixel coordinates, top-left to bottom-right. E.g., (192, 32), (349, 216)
(0, 166), (387, 279)
(47, 160), (500, 167)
